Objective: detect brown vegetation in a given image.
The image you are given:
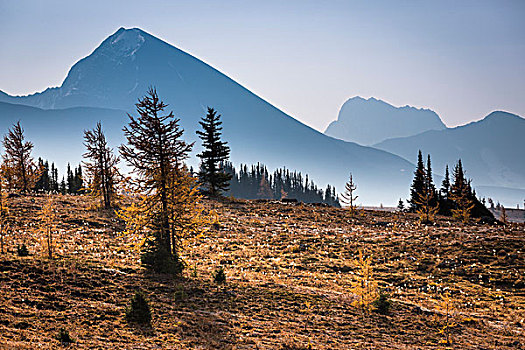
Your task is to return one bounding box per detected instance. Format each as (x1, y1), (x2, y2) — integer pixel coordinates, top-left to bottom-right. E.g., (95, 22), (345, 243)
(0, 195), (523, 349)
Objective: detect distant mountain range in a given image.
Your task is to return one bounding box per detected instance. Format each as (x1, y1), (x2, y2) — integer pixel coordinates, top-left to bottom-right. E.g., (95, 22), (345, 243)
(374, 111), (525, 190)
(322, 96), (524, 206)
(0, 28), (414, 205)
(0, 102), (126, 171)
(324, 96), (446, 145)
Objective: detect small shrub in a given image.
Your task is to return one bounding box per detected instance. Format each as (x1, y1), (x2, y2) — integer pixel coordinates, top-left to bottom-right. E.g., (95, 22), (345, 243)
(57, 327), (74, 344)
(373, 291), (392, 314)
(125, 290), (152, 326)
(141, 238), (184, 276)
(17, 244), (29, 257)
(350, 249), (378, 315)
(174, 285), (186, 302)
(213, 267), (226, 284)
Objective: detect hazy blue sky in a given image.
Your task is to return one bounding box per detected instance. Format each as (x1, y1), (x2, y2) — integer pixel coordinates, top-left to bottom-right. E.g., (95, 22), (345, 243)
(1, 0), (524, 130)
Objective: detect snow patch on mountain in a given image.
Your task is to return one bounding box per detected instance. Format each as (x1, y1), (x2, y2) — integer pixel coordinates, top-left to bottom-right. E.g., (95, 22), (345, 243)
(108, 28), (145, 57)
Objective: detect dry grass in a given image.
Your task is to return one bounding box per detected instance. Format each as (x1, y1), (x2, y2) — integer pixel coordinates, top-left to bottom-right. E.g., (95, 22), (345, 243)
(0, 194), (523, 349)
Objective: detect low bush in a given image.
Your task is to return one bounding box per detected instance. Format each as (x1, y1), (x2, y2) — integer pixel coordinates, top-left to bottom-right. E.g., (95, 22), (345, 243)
(57, 327), (74, 344)
(373, 291), (392, 315)
(17, 244), (29, 257)
(141, 238), (184, 276)
(213, 266), (226, 284)
(125, 290), (152, 326)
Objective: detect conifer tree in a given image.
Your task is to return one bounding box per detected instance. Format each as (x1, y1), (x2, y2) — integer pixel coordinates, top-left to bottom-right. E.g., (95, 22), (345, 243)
(414, 181), (439, 224)
(412, 154), (439, 223)
(59, 177), (66, 194)
(73, 164), (83, 194)
(438, 165), (453, 215)
(426, 155), (437, 206)
(341, 173), (358, 214)
(34, 158), (51, 192)
(440, 165), (450, 199)
(66, 163), (74, 193)
(397, 199), (405, 211)
(350, 250), (379, 315)
(196, 107), (232, 197)
(449, 160), (474, 223)
(119, 88), (204, 275)
(50, 163), (59, 192)
(257, 174), (273, 199)
(83, 122), (119, 208)
(409, 150), (426, 211)
(324, 184), (333, 206)
(1, 122), (38, 193)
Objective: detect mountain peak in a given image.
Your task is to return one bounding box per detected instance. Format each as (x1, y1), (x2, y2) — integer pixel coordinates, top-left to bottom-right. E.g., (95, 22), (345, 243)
(483, 110), (522, 121)
(96, 27), (146, 57)
(325, 96), (446, 145)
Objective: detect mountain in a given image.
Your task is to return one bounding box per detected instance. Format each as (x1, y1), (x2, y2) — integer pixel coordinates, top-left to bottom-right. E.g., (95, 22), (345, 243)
(0, 102), (127, 171)
(324, 96), (446, 145)
(374, 111), (525, 204)
(0, 28), (414, 205)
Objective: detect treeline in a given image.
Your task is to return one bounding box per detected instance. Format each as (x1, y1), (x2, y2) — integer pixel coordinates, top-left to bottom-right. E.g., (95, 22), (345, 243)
(222, 162), (340, 206)
(406, 150), (493, 222)
(33, 158), (83, 194)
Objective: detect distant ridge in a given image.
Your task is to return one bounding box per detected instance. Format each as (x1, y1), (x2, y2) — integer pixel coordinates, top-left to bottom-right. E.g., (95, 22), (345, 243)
(375, 111), (525, 199)
(324, 96), (446, 145)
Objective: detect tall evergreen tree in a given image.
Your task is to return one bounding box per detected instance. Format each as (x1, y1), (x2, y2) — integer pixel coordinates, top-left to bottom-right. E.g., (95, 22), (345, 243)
(438, 165), (452, 215)
(324, 184), (333, 206)
(449, 160), (473, 222)
(59, 177), (67, 194)
(196, 107), (232, 197)
(74, 164), (83, 193)
(426, 154), (438, 207)
(409, 150), (426, 211)
(440, 165), (450, 199)
(414, 154), (439, 224)
(34, 158), (51, 192)
(449, 159), (493, 221)
(66, 163), (74, 193)
(50, 163), (59, 193)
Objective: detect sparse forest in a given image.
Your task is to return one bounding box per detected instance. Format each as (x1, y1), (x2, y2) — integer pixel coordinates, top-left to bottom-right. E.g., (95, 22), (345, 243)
(0, 90), (522, 349)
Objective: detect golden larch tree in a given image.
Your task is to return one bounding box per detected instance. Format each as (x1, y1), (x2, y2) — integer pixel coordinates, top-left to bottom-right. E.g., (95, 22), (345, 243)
(350, 249), (379, 315)
(2, 122), (38, 193)
(83, 122), (120, 209)
(119, 88), (206, 274)
(39, 196), (57, 259)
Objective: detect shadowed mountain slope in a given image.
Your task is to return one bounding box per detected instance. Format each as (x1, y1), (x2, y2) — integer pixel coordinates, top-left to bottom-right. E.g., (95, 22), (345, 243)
(0, 28), (414, 204)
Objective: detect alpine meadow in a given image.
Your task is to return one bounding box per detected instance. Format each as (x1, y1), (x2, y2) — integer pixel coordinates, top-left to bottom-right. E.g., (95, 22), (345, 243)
(0, 2), (523, 349)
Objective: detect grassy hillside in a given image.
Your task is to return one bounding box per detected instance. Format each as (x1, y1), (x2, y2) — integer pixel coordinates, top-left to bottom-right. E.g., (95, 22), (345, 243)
(0, 195), (523, 349)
